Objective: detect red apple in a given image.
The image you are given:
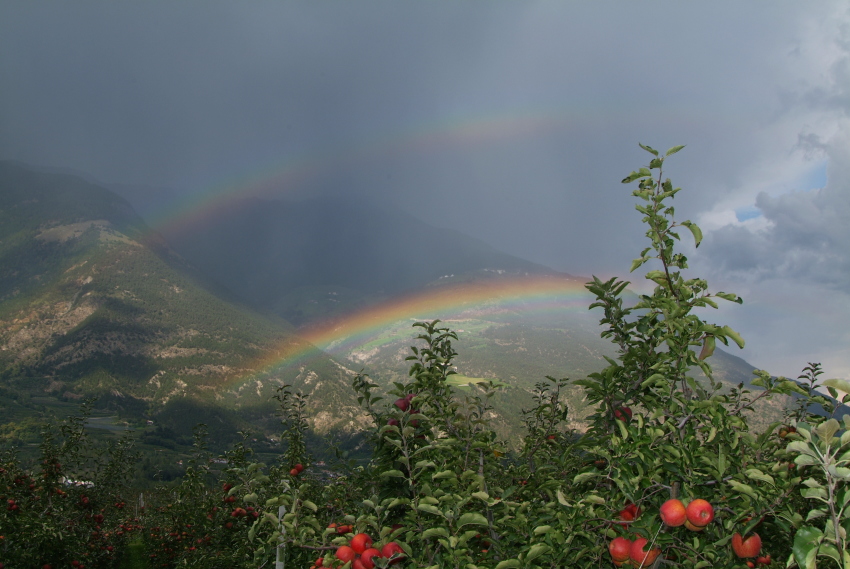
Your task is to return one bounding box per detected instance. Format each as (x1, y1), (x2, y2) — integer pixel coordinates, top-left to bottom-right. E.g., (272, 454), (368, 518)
(659, 498), (687, 527)
(756, 555), (771, 566)
(381, 541), (405, 564)
(294, 463), (304, 473)
(393, 398), (410, 412)
(614, 406), (633, 422)
(618, 502), (641, 526)
(630, 537), (661, 567)
(732, 533), (762, 558)
(359, 548), (383, 569)
(350, 533), (373, 554)
(685, 499), (714, 528)
(352, 560), (366, 569)
(608, 536), (632, 564)
(336, 545), (356, 563)
(289, 468), (299, 476)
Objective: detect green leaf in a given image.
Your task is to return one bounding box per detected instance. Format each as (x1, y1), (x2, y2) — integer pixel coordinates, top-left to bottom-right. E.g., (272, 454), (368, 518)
(819, 543), (843, 566)
(422, 527), (449, 539)
(458, 513), (488, 527)
(622, 169), (651, 184)
(630, 257), (649, 273)
(641, 373), (666, 388)
(721, 325), (745, 348)
(533, 525), (552, 536)
(615, 417), (629, 441)
(573, 471), (597, 485)
(727, 480), (757, 500)
(816, 419), (840, 442)
(792, 526), (822, 569)
(744, 468), (774, 486)
(716, 291), (743, 304)
(381, 470), (406, 478)
(581, 494), (605, 505)
(681, 220), (703, 247)
(432, 470), (458, 480)
(639, 143), (660, 156)
(416, 504), (445, 517)
(698, 336), (716, 361)
(795, 455), (818, 467)
(665, 144), (685, 156)
(494, 561), (521, 569)
(525, 543), (551, 563)
(829, 466), (850, 480)
(823, 378), (850, 395)
(388, 497), (410, 509)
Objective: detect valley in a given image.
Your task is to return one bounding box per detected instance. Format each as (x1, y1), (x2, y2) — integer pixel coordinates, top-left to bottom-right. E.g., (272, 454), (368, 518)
(0, 161), (798, 481)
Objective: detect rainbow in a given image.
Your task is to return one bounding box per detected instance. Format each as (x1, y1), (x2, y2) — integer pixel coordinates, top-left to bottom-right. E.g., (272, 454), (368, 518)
(139, 108), (602, 386)
(233, 274), (594, 385)
(147, 110), (572, 239)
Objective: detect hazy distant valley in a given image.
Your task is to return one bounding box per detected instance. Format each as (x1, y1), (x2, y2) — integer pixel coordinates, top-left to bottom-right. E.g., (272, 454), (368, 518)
(0, 161), (792, 480)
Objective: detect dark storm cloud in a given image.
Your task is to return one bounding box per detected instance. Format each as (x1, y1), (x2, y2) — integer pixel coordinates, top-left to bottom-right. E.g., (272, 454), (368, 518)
(700, 17), (850, 293)
(1, 1), (849, 379)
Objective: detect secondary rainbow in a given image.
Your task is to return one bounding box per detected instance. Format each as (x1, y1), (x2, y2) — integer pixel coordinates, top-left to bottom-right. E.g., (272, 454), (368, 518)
(146, 110), (572, 239)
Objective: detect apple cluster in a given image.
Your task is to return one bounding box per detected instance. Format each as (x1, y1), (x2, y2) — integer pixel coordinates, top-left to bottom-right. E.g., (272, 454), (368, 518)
(609, 498), (716, 567)
(608, 536), (660, 568)
(610, 498), (771, 566)
(332, 533), (405, 569)
(290, 463), (305, 477)
(658, 498), (714, 530)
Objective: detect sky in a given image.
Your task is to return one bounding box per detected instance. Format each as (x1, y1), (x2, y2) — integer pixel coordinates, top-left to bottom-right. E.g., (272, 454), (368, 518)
(1, 2), (848, 382)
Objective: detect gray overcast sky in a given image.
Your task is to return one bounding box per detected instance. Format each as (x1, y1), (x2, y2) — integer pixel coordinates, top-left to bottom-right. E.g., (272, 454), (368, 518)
(1, 2), (848, 382)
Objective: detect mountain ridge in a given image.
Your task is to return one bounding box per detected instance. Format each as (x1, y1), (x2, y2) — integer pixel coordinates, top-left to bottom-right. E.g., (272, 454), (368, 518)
(1, 160), (818, 463)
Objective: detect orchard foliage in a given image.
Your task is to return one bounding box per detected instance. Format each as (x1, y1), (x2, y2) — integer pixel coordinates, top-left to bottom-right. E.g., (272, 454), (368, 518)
(1, 145), (849, 569)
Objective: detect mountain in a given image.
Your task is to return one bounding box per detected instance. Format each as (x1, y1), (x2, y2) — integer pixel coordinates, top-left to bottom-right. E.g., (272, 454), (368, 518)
(0, 161), (364, 458)
(162, 195), (561, 324)
(0, 161), (809, 468)
(158, 192), (795, 433)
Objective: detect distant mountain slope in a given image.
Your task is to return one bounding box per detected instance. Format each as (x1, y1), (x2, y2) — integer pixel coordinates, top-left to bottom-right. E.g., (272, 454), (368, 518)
(1, 161), (816, 459)
(150, 182), (797, 437)
(163, 195), (562, 321)
(0, 162), (364, 448)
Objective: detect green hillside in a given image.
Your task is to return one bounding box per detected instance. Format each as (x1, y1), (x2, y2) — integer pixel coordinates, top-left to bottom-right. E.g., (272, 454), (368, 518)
(0, 161), (792, 470)
(318, 279), (790, 444)
(0, 162), (366, 466)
